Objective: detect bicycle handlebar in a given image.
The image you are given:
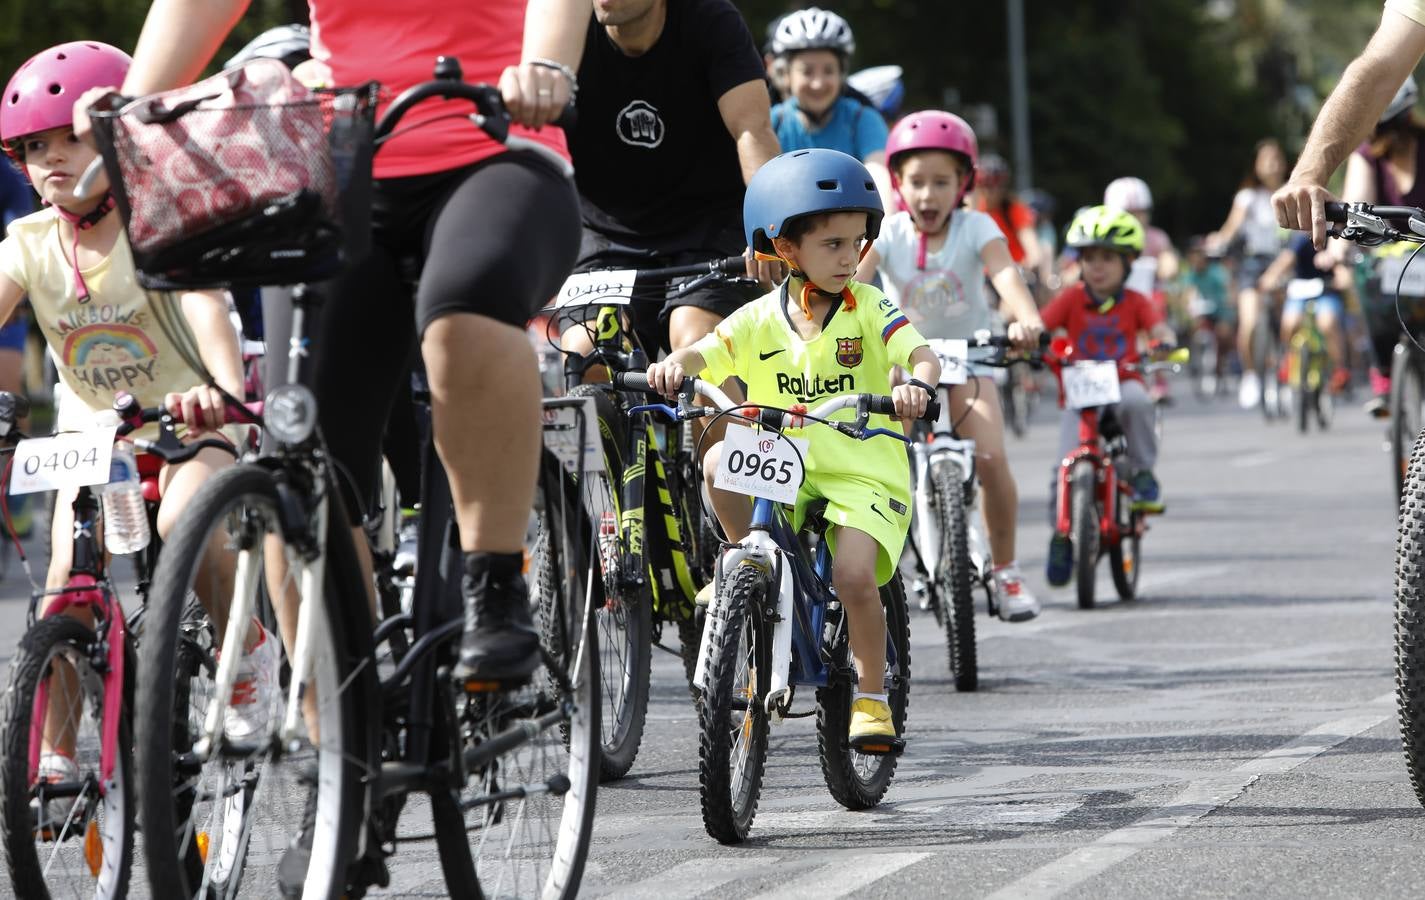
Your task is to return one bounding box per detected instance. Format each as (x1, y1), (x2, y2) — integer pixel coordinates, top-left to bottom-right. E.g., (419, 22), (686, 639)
(1323, 200), (1425, 246)
(612, 372), (941, 427)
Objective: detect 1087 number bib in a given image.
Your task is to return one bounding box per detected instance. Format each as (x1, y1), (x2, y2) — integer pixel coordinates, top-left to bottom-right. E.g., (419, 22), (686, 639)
(714, 424), (809, 506)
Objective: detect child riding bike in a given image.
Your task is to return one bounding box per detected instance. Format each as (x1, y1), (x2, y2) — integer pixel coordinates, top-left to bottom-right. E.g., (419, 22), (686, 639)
(645, 148), (939, 748)
(1042, 206), (1176, 586)
(0, 42), (263, 780)
(856, 110), (1046, 622)
(1258, 231), (1350, 396)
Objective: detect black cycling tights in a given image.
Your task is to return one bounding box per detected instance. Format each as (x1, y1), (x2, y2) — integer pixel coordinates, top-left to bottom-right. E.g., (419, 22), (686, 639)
(306, 150), (581, 521)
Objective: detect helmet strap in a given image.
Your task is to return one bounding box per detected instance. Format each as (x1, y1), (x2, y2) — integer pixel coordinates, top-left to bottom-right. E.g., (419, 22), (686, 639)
(53, 192), (115, 303)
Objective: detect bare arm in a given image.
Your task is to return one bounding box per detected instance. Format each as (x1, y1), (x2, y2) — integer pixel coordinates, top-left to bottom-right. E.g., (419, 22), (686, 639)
(1275, 8), (1425, 245)
(984, 238), (1045, 348)
(127, 0), (250, 94)
(893, 344), (940, 421)
(647, 347), (709, 398)
(166, 290), (244, 431)
(855, 244), (883, 284)
(502, 0), (590, 127)
(1210, 198), (1247, 249)
(0, 274), (28, 334)
(719, 79), (784, 283)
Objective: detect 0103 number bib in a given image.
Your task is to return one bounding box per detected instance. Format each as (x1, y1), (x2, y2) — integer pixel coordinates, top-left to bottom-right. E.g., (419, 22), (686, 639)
(550, 270), (637, 309)
(714, 424), (809, 506)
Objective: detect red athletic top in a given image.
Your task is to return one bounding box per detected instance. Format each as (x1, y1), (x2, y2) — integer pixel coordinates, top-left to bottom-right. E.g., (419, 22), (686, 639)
(977, 199), (1034, 262)
(1041, 283), (1161, 382)
(310, 0), (569, 179)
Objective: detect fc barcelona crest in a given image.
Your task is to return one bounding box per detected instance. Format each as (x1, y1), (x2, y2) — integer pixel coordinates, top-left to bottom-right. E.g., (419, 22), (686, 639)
(835, 337), (863, 368)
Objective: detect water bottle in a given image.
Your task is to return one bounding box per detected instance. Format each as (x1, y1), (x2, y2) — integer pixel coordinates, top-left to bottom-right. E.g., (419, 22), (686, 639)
(95, 411), (150, 555)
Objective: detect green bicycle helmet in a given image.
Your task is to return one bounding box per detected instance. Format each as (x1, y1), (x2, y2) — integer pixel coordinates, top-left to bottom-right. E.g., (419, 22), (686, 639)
(1065, 205), (1144, 257)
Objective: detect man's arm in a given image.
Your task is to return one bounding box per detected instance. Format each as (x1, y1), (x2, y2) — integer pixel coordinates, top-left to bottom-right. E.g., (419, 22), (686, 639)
(1274, 8), (1425, 246)
(718, 79), (781, 184)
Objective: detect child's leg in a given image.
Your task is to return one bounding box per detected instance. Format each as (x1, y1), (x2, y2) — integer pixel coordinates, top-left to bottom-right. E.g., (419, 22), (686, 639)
(949, 377), (1017, 565)
(1117, 380), (1158, 473)
(158, 445), (257, 653)
(1280, 306), (1302, 347)
(41, 487), (91, 760)
(701, 440), (752, 543)
(831, 527), (885, 695)
(1317, 306), (1345, 369)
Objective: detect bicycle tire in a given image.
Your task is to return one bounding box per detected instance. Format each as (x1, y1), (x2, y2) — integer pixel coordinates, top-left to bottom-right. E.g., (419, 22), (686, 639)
(1001, 375), (1026, 439)
(677, 612), (705, 699)
(698, 564), (770, 845)
(1252, 319), (1278, 421)
(931, 458), (977, 692)
(136, 464), (370, 900)
(816, 576), (911, 810)
(0, 615), (133, 900)
(1395, 423), (1425, 808)
(451, 452), (599, 900)
(1391, 343), (1424, 501)
(567, 384), (651, 783)
(1296, 343), (1311, 433)
(1109, 497), (1141, 602)
(1071, 460), (1099, 610)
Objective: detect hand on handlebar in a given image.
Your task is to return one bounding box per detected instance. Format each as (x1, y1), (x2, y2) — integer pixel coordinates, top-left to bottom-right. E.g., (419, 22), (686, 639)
(1272, 178), (1339, 251)
(745, 249), (786, 289)
(891, 382), (930, 422)
(645, 361), (687, 400)
(1007, 319), (1044, 352)
(164, 384), (227, 434)
(499, 61), (573, 130)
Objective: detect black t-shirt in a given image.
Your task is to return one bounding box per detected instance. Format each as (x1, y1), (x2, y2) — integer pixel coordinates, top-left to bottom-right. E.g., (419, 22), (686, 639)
(570, 0), (765, 249)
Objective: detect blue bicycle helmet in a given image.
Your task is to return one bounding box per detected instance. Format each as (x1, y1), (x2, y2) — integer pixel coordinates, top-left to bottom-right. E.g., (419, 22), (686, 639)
(744, 149), (884, 256)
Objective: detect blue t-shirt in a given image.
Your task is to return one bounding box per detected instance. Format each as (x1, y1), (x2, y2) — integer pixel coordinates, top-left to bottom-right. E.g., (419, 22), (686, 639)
(771, 94), (888, 161)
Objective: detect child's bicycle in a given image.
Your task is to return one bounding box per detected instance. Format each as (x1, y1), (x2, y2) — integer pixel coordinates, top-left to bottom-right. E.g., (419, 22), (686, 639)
(1280, 278), (1336, 433)
(613, 371), (939, 844)
(903, 331), (1046, 693)
(543, 256), (751, 780)
(0, 392), (244, 900)
(1043, 339), (1187, 610)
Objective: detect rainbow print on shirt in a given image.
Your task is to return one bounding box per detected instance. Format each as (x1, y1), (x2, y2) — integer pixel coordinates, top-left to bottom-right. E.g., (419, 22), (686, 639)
(61, 322), (161, 393)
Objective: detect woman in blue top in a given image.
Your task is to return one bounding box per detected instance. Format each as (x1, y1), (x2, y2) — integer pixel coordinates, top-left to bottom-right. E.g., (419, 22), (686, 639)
(767, 8), (893, 208)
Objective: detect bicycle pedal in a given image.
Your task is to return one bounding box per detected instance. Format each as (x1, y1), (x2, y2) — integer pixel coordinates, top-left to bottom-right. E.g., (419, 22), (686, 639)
(847, 735), (905, 756)
(460, 677), (526, 694)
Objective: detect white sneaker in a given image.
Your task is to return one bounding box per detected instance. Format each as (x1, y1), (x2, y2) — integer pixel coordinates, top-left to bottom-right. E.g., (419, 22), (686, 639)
(33, 752), (79, 831)
(992, 565), (1041, 622)
(223, 621), (279, 743)
(1238, 370), (1261, 410)
(694, 581), (715, 608)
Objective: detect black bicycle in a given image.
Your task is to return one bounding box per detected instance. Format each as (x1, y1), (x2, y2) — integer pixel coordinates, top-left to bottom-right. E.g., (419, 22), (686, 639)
(92, 60), (599, 898)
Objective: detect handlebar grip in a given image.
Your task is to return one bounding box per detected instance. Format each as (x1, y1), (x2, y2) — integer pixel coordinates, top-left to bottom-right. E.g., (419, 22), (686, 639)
(168, 401), (263, 426)
(867, 395), (941, 423)
(1324, 201), (1347, 224)
(718, 256), (749, 275)
(611, 371), (695, 394)
(552, 104), (577, 131)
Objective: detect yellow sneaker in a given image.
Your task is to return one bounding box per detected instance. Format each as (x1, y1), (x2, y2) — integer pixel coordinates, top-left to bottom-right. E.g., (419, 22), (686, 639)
(848, 698), (902, 754)
(694, 581), (716, 608)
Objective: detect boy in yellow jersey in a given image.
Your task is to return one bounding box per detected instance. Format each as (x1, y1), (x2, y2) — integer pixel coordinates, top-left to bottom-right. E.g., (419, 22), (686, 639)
(647, 149), (939, 747)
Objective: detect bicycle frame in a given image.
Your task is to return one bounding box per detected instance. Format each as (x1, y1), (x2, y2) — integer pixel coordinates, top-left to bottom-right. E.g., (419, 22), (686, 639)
(1052, 406), (1129, 546)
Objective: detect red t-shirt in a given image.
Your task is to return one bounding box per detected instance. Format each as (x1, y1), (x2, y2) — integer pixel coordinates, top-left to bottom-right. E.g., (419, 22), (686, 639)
(1041, 283), (1161, 381)
(977, 199), (1035, 262)
(310, 0), (569, 179)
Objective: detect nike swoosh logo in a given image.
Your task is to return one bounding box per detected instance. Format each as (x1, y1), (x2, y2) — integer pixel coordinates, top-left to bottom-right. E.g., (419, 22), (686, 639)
(759, 349), (786, 360)
(870, 503), (892, 524)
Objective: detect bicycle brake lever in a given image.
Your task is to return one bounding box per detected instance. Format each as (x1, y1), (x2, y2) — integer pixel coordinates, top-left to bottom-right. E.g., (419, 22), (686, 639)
(627, 402), (680, 421)
(860, 426), (912, 444)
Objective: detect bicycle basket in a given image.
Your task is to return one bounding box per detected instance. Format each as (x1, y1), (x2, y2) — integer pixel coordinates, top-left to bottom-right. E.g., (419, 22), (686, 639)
(89, 59), (378, 291)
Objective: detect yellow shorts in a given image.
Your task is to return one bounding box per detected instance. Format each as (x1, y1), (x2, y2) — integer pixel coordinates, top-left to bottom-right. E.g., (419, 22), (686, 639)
(792, 470), (912, 586)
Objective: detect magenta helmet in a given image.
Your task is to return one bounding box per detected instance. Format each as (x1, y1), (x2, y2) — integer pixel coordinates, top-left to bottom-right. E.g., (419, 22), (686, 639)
(1, 42), (131, 154)
(886, 110), (979, 201)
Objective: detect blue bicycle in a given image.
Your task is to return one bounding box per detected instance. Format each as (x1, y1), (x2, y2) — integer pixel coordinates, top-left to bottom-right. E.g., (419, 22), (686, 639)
(615, 372), (937, 844)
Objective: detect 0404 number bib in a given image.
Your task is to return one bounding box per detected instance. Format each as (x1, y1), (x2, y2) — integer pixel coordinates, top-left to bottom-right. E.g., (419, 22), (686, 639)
(714, 424), (809, 506)
(10, 428), (118, 496)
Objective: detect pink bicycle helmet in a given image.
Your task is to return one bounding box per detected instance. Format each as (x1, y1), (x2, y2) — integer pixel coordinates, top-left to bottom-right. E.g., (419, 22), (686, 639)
(886, 110), (979, 197)
(1, 41), (132, 157)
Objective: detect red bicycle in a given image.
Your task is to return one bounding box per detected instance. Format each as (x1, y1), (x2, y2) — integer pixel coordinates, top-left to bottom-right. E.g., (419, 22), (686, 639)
(1042, 338), (1187, 609)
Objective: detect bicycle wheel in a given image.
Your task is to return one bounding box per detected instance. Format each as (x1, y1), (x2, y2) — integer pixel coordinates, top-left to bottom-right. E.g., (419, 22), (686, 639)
(567, 384), (650, 782)
(1071, 460), (1099, 610)
(1109, 493), (1141, 602)
(930, 458), (976, 692)
(698, 564), (771, 845)
(1001, 373), (1026, 439)
(136, 464), (371, 900)
(1293, 343), (1312, 433)
(817, 576), (912, 810)
(0, 615), (133, 900)
(1396, 424), (1425, 808)
(1253, 320), (1278, 421)
(443, 452), (599, 900)
(1392, 344), (1425, 501)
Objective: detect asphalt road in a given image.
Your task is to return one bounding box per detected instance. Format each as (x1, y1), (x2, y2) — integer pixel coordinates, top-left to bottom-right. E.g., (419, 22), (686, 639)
(1, 385), (1420, 898)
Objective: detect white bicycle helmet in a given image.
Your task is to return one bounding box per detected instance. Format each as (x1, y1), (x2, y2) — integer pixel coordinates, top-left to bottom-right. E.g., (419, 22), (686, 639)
(225, 24), (311, 70)
(1381, 74), (1419, 124)
(1104, 176), (1154, 213)
(769, 7), (855, 59)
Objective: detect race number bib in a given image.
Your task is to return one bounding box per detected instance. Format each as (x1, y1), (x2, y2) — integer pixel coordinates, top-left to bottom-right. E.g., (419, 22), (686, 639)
(550, 270), (637, 308)
(9, 428), (117, 496)
(714, 424), (809, 506)
(1062, 362), (1121, 410)
(927, 339), (968, 385)
(541, 398), (606, 478)
(1380, 256), (1425, 298)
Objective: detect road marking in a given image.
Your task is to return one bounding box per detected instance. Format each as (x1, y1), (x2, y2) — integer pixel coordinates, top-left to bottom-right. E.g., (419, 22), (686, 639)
(1231, 451), (1280, 468)
(744, 852), (930, 900)
(983, 694), (1394, 900)
(591, 854), (781, 899)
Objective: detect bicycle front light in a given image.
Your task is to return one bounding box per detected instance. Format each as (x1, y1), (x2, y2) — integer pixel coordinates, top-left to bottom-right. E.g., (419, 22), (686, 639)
(264, 384), (318, 445)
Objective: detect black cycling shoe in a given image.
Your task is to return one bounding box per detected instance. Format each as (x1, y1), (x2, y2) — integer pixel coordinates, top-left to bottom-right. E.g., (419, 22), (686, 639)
(453, 552), (541, 689)
(277, 767), (318, 899)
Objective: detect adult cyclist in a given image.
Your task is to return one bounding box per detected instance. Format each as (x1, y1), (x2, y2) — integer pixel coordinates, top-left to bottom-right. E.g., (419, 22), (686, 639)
(77, 3), (588, 885)
(766, 7), (894, 208)
(560, 0), (782, 398)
